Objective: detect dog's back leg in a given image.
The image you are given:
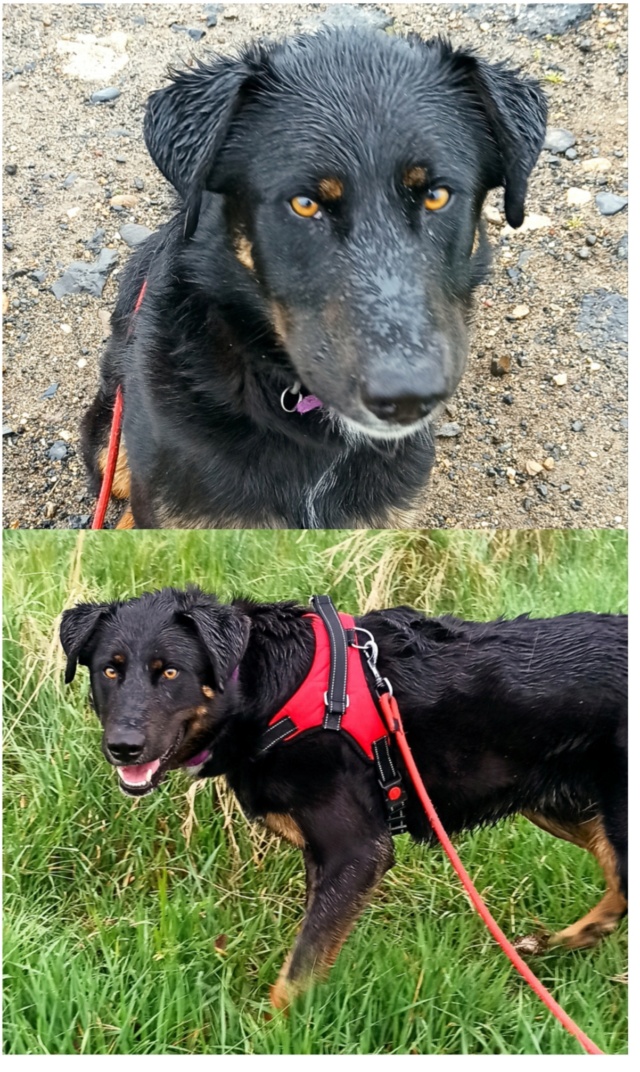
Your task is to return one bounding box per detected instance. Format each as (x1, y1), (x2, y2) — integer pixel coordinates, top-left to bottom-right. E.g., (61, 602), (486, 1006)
(522, 812), (627, 950)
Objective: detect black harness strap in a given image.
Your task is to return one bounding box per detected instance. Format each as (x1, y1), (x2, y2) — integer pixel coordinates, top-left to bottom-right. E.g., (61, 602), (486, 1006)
(310, 594), (349, 731)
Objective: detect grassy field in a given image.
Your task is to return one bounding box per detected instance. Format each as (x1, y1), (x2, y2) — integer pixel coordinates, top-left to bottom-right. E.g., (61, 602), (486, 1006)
(3, 528), (628, 1055)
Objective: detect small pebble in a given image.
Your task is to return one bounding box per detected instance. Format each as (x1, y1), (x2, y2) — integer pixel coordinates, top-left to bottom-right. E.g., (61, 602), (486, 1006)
(577, 248), (591, 260)
(595, 192), (628, 216)
(90, 87), (121, 104)
(436, 422), (462, 438)
(4, 163), (17, 176)
(48, 440), (68, 461)
(585, 234), (597, 247)
(543, 128), (576, 154)
(564, 147), (578, 161)
(571, 420), (584, 432)
(39, 383), (58, 400)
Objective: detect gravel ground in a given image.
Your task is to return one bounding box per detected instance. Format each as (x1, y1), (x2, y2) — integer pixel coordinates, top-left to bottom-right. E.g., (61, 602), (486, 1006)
(2, 2), (628, 530)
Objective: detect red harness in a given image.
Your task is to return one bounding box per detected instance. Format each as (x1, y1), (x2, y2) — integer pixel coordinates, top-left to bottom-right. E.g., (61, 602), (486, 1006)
(267, 613), (387, 761)
(258, 598), (407, 833)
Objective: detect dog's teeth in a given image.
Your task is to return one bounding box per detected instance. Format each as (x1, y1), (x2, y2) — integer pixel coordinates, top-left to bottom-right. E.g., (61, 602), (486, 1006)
(118, 758), (161, 786)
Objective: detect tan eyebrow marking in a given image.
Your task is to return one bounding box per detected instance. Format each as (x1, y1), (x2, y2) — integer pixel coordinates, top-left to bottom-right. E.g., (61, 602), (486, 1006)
(150, 658), (163, 670)
(233, 233), (255, 272)
(201, 685), (215, 700)
(318, 177), (344, 201)
(112, 653), (125, 664)
(403, 166), (427, 188)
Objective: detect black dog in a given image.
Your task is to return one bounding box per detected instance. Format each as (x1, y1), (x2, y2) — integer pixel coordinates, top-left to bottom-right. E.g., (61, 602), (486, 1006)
(61, 588), (627, 1007)
(82, 28), (547, 528)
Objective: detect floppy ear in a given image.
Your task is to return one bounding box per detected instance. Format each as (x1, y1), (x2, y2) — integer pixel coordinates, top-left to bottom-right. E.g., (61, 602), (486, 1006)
(144, 47), (267, 237)
(60, 602), (112, 684)
(452, 50), (547, 228)
(177, 595), (250, 693)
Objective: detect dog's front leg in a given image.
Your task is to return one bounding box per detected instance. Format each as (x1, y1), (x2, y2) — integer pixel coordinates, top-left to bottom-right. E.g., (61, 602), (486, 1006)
(270, 834), (393, 1009)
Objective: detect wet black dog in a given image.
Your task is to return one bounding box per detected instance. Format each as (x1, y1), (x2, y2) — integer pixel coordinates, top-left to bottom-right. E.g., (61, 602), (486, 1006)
(82, 28), (547, 528)
(61, 588), (627, 1006)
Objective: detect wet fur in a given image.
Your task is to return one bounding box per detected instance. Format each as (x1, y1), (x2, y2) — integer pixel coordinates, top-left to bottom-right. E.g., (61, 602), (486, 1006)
(61, 589), (627, 1005)
(81, 29), (546, 528)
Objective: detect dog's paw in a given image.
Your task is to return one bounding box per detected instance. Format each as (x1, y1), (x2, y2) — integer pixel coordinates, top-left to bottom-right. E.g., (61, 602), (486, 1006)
(269, 980), (292, 1013)
(513, 933), (549, 956)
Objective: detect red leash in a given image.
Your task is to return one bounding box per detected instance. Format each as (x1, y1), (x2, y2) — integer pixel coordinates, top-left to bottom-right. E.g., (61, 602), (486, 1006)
(377, 690), (604, 1056)
(91, 281), (147, 529)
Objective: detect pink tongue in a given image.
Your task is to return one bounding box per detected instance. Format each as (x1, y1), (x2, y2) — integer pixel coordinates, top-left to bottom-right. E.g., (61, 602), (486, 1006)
(118, 758), (161, 785)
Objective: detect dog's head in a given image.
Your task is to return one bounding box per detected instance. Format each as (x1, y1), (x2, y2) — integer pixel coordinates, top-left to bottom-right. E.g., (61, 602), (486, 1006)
(60, 588), (249, 796)
(145, 29), (546, 438)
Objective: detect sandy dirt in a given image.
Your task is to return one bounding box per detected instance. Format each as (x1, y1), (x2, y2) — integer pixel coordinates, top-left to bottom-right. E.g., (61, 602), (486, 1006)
(2, 3), (628, 529)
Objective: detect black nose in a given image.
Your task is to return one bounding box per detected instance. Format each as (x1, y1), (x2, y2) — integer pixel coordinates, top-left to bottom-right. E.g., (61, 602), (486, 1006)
(362, 393), (440, 425)
(107, 730), (146, 764)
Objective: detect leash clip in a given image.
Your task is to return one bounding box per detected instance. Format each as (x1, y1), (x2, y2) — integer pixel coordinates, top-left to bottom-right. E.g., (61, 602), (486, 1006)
(351, 627), (392, 696)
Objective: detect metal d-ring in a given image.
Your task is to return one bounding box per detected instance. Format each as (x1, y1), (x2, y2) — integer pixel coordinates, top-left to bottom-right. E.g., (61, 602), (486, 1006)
(280, 380), (302, 413)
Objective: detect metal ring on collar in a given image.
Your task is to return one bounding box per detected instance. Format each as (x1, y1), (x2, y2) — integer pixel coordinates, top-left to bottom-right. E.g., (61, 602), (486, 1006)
(280, 381), (302, 412)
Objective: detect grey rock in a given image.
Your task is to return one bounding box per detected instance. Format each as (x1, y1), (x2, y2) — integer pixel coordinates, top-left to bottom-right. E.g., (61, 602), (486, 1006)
(3, 423), (15, 436)
(571, 421), (584, 433)
(616, 233), (628, 260)
(119, 223), (152, 248)
(564, 147), (578, 160)
(30, 269), (47, 284)
(305, 4), (393, 31)
(134, 177), (145, 191)
(84, 228), (106, 255)
(595, 192), (628, 216)
(90, 86), (121, 104)
(514, 4), (594, 38)
(435, 422), (462, 438)
(171, 24), (206, 40)
(577, 248), (591, 260)
(48, 440), (68, 460)
(585, 234), (597, 247)
(204, 4), (222, 27)
(62, 172), (78, 188)
(4, 163), (17, 176)
(39, 383), (59, 400)
(51, 247), (119, 299)
(577, 290), (628, 346)
(543, 128), (576, 153)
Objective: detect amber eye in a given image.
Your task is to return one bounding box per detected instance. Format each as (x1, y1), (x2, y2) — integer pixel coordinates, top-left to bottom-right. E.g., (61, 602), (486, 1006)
(162, 668), (179, 680)
(104, 667), (118, 679)
(424, 188), (451, 212)
(290, 196), (321, 219)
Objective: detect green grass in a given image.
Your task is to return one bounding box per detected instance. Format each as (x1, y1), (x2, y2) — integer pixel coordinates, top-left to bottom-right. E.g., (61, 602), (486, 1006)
(3, 529), (628, 1054)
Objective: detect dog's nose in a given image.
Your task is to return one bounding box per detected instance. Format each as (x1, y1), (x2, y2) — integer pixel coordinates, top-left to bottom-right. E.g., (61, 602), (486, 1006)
(107, 730), (146, 764)
(362, 393), (440, 425)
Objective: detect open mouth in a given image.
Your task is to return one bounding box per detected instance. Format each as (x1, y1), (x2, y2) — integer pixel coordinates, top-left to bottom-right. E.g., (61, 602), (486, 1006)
(115, 728), (186, 797)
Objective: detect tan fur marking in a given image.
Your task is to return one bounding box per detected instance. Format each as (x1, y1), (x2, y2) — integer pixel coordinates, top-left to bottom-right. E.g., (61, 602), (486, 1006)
(403, 165), (427, 188)
(523, 812), (627, 948)
(97, 443), (131, 500)
(271, 302), (290, 346)
(233, 234), (255, 272)
(263, 813), (306, 848)
(201, 685), (215, 700)
(318, 177), (344, 201)
(112, 653), (125, 664)
(115, 509), (135, 529)
(150, 658), (163, 671)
